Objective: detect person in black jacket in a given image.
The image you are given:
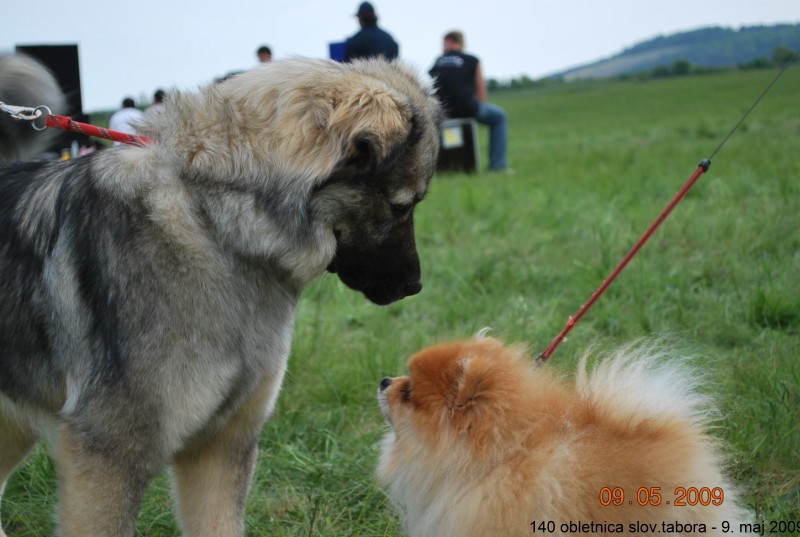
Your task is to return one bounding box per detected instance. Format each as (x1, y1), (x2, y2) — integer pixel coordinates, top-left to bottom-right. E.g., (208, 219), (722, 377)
(344, 2), (399, 62)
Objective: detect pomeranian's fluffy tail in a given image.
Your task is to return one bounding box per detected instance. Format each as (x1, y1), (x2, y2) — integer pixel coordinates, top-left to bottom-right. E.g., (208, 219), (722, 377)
(576, 341), (715, 428)
(575, 341), (755, 531)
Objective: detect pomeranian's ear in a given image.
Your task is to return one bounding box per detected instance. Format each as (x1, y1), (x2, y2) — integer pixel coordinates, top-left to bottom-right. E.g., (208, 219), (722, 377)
(451, 341), (529, 454)
(452, 350), (503, 410)
(453, 357), (479, 410)
(472, 329), (509, 351)
(475, 327), (492, 340)
(451, 354), (499, 454)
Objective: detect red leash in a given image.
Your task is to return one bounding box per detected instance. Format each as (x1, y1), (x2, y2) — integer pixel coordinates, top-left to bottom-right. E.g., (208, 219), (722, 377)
(44, 113), (152, 147)
(537, 160), (710, 365)
(537, 49), (798, 364)
(0, 102), (152, 147)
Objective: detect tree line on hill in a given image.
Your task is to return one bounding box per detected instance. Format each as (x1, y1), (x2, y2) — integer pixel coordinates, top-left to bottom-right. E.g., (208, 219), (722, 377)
(488, 24), (799, 90)
(635, 45), (797, 80)
(489, 45), (798, 91)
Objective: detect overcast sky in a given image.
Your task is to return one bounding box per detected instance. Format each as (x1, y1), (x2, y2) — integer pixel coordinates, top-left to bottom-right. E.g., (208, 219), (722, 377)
(3, 0), (798, 111)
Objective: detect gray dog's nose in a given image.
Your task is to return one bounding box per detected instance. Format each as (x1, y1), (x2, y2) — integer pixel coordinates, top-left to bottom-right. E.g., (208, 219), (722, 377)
(380, 377), (393, 390)
(405, 280), (422, 297)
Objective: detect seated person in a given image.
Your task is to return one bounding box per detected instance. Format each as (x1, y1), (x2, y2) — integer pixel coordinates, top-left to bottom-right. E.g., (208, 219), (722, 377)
(429, 30), (509, 172)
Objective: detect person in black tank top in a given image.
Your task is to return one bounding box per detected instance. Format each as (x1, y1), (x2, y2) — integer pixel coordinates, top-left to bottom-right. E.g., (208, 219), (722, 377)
(429, 50), (480, 118)
(429, 31), (509, 172)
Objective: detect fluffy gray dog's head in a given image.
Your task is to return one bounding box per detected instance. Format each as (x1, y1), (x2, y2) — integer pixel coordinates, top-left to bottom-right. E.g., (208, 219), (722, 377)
(135, 58), (442, 305)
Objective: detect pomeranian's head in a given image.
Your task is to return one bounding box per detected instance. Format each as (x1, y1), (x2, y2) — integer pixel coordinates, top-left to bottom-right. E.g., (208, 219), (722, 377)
(378, 334), (542, 461)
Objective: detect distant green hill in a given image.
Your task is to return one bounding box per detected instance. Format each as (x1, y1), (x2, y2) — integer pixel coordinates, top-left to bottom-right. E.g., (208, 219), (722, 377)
(554, 24), (800, 80)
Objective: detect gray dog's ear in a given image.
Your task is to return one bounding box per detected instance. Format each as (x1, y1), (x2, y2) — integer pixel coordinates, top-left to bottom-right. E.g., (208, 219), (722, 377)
(170, 62), (419, 183)
(328, 83), (413, 171)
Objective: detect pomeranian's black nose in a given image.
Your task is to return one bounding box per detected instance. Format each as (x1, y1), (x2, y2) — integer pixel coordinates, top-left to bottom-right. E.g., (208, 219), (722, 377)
(379, 377), (393, 390)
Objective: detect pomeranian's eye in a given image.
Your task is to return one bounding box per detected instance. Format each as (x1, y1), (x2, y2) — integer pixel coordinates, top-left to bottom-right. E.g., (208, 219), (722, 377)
(402, 384), (412, 402)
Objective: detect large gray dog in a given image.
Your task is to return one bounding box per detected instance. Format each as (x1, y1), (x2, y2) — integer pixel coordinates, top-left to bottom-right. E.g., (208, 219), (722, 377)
(0, 58), (441, 536)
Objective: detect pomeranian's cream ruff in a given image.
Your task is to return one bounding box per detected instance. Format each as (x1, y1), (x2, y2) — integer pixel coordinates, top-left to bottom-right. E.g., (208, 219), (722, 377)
(378, 336), (752, 537)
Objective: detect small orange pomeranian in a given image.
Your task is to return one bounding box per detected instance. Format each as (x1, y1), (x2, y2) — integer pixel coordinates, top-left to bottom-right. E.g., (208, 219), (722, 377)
(377, 333), (752, 537)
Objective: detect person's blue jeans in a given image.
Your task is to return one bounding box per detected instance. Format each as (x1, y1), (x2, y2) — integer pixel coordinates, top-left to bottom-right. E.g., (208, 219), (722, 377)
(475, 101), (508, 171)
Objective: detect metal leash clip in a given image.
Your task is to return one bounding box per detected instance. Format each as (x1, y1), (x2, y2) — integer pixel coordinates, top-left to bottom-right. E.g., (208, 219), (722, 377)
(31, 105), (51, 131)
(0, 102), (51, 130)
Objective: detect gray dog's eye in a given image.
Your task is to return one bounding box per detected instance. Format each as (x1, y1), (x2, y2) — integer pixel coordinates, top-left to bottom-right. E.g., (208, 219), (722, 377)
(390, 203), (413, 218)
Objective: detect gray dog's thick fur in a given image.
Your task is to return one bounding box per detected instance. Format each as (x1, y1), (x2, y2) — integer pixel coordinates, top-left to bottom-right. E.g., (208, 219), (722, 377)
(0, 58), (441, 536)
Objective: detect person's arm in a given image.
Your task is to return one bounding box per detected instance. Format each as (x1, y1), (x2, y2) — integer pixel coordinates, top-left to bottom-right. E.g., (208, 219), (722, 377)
(474, 62), (488, 102)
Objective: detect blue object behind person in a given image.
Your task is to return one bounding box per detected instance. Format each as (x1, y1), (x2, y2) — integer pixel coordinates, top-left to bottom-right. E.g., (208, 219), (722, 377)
(344, 2), (399, 62)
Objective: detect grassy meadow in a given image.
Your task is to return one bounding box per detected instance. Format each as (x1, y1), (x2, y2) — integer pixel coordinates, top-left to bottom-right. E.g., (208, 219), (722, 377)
(3, 67), (799, 536)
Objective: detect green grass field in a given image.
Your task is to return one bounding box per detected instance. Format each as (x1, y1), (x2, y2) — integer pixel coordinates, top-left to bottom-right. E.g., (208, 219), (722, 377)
(3, 68), (799, 536)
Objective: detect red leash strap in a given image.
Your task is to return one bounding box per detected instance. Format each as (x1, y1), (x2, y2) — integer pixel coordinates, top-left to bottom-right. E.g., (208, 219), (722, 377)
(45, 114), (152, 147)
(537, 160), (711, 365)
(536, 52), (797, 365)
(1, 102), (149, 147)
